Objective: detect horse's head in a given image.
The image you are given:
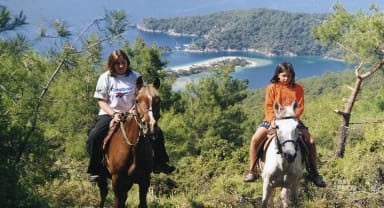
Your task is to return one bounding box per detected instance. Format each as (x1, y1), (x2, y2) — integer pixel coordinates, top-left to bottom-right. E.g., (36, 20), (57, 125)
(135, 76), (160, 135)
(273, 100), (300, 163)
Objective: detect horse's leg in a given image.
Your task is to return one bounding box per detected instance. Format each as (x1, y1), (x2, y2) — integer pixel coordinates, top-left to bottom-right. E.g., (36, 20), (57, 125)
(291, 186), (299, 208)
(261, 179), (274, 208)
(97, 176), (108, 208)
(111, 175), (130, 208)
(138, 176), (150, 208)
(268, 188), (275, 208)
(280, 188), (290, 208)
(280, 184), (299, 208)
(289, 180), (300, 207)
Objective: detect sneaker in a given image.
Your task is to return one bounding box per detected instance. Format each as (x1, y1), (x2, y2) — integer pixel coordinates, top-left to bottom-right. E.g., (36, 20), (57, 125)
(243, 171), (257, 182)
(307, 173), (326, 187)
(88, 174), (100, 183)
(153, 163), (176, 174)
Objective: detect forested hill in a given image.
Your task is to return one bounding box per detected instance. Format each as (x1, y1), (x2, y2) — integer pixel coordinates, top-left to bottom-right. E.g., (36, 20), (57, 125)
(138, 8), (329, 56)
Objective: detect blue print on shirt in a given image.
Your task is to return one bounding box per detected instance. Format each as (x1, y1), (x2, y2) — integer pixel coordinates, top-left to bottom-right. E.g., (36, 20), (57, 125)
(112, 87), (134, 98)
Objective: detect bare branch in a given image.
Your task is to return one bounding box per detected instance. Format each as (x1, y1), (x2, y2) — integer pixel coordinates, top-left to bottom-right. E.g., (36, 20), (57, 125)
(359, 58), (384, 79)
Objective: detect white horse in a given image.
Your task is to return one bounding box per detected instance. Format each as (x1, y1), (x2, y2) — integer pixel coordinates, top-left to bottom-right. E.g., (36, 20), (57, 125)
(260, 100), (304, 208)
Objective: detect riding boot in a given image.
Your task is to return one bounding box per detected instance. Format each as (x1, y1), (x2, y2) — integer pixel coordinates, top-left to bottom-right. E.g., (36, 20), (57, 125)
(152, 125), (175, 174)
(86, 115), (111, 182)
(306, 142), (326, 187)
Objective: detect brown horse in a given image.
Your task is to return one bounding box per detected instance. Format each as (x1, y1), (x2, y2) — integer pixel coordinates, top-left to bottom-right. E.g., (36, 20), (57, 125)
(97, 76), (160, 208)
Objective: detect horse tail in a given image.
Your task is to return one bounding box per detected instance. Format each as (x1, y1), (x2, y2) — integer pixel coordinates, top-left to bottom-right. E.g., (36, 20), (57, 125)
(128, 145), (136, 176)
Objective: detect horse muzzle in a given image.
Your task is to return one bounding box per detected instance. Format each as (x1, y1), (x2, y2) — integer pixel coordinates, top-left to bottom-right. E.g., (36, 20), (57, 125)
(283, 152), (297, 163)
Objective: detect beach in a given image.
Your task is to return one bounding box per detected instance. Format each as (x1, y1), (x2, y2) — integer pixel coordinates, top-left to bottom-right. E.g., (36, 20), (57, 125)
(168, 56), (272, 91)
(168, 56), (259, 72)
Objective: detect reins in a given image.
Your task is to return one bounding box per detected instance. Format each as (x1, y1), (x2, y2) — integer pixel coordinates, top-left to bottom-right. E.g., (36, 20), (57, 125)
(119, 104), (151, 146)
(118, 103), (152, 176)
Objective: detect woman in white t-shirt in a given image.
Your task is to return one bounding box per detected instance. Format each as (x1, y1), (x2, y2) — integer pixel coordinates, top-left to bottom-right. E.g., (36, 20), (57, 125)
(86, 49), (174, 182)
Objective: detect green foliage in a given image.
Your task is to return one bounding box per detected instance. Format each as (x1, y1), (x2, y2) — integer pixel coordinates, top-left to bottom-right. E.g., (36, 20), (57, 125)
(0, 42), (54, 208)
(105, 10), (129, 37)
(164, 64), (248, 157)
(126, 37), (167, 81)
(0, 6), (27, 33)
(0, 34), (29, 54)
(312, 3), (384, 64)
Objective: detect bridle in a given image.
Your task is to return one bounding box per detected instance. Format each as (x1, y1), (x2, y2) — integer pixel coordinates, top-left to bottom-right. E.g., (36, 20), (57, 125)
(272, 116), (299, 155)
(119, 91), (156, 146)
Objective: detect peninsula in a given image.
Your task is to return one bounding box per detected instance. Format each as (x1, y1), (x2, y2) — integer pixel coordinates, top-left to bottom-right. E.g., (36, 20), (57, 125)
(166, 56), (259, 77)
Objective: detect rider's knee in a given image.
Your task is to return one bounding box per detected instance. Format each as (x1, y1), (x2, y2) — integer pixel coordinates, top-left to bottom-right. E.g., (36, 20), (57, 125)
(251, 129), (268, 144)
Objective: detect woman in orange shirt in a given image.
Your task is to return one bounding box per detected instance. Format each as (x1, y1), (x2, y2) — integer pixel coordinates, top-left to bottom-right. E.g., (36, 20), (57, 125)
(244, 62), (326, 187)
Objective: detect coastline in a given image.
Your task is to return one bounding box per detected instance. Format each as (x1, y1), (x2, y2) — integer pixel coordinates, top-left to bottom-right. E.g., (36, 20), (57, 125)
(137, 25), (299, 57)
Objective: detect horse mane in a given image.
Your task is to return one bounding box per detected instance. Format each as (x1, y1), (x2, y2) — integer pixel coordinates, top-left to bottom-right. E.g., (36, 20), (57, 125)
(145, 84), (159, 97)
(137, 83), (159, 99)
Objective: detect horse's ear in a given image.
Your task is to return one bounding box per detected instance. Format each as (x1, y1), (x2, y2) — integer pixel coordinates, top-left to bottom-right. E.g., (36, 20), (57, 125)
(273, 101), (280, 113)
(153, 78), (160, 89)
(136, 76), (144, 91)
(292, 100), (298, 112)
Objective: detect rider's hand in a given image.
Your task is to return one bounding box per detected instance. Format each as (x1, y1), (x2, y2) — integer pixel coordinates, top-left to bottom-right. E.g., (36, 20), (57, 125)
(112, 112), (121, 122)
(271, 120), (277, 129)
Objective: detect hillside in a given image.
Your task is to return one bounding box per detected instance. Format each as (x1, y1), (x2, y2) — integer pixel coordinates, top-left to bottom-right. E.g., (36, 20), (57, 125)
(138, 8), (330, 56)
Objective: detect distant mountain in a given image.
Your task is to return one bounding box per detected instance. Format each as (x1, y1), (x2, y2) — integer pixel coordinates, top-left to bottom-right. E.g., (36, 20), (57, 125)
(137, 8), (330, 56)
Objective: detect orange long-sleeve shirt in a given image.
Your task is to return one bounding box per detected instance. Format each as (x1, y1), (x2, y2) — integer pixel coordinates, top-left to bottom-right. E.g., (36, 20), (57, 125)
(263, 82), (304, 123)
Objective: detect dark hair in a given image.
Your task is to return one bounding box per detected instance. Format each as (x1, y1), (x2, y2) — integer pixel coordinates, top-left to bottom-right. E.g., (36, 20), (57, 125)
(106, 49), (131, 76)
(270, 62), (296, 87)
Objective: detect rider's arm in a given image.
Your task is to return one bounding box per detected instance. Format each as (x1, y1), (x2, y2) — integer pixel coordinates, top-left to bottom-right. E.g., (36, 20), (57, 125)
(295, 84), (305, 119)
(264, 84), (276, 123)
(97, 99), (121, 122)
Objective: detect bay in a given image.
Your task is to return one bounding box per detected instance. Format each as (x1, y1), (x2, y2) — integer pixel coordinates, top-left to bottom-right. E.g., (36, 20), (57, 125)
(138, 30), (348, 90)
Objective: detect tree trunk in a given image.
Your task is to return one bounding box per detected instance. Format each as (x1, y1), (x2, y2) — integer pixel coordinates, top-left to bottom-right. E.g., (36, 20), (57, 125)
(333, 60), (384, 158)
(333, 78), (362, 158)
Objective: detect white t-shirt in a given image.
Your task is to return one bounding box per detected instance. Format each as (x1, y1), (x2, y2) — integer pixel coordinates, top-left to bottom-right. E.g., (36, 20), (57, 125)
(93, 70), (140, 115)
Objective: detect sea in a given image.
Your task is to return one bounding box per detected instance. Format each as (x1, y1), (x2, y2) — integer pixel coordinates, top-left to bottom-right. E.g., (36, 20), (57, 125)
(4, 0), (369, 89)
